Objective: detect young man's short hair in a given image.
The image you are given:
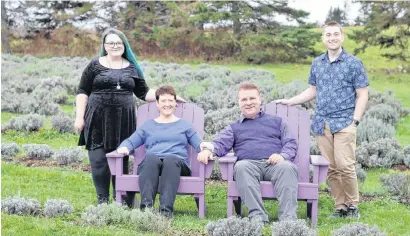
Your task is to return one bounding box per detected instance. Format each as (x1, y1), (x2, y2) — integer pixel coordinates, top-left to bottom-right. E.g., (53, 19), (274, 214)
(323, 21), (344, 34)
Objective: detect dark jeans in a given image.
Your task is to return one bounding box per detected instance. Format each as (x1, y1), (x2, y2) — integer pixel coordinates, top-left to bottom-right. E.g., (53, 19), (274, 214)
(88, 148), (135, 207)
(137, 153), (191, 213)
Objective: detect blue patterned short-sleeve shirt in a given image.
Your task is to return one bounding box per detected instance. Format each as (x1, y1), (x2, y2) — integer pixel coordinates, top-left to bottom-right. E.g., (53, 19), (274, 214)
(308, 48), (369, 135)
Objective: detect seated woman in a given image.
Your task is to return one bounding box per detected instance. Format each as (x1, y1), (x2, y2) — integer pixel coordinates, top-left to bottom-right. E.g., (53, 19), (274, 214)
(117, 85), (202, 218)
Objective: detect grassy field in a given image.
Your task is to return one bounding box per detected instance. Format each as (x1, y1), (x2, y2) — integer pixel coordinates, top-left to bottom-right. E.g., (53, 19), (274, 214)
(2, 163), (410, 236)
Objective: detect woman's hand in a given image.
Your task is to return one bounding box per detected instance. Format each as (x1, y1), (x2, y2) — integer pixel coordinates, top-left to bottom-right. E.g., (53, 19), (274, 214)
(117, 147), (130, 155)
(74, 117), (85, 132)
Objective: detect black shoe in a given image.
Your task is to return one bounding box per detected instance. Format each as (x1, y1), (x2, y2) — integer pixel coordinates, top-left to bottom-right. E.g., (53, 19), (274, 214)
(346, 206), (360, 219)
(159, 209), (173, 219)
(97, 194), (109, 205)
(328, 208), (347, 218)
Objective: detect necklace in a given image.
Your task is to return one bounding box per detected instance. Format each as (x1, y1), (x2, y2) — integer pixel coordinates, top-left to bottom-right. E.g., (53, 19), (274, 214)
(106, 57), (123, 90)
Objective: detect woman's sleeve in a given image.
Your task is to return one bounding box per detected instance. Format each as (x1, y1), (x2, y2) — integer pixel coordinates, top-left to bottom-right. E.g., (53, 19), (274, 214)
(77, 59), (96, 96)
(132, 67), (150, 101)
(118, 127), (146, 153)
(186, 126), (202, 153)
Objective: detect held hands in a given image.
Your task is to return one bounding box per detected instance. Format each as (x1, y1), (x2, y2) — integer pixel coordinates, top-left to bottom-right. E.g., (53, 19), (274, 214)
(266, 153), (284, 165)
(197, 149), (212, 164)
(197, 142), (215, 164)
(117, 147), (130, 155)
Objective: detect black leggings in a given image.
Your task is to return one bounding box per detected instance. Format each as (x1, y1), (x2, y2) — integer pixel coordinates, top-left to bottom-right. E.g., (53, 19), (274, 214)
(88, 148), (134, 206)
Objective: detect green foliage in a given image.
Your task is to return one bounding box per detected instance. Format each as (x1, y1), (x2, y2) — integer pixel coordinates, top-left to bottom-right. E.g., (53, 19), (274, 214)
(351, 2), (410, 62)
(325, 6), (348, 26)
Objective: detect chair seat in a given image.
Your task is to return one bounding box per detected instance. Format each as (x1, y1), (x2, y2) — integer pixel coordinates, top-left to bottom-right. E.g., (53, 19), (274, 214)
(227, 181), (319, 199)
(115, 175), (205, 194)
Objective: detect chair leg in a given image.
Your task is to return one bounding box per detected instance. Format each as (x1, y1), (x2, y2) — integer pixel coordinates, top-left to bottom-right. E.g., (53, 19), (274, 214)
(233, 197), (242, 217)
(199, 194), (205, 219)
(228, 196), (233, 217)
(116, 191), (122, 205)
(310, 200), (318, 227)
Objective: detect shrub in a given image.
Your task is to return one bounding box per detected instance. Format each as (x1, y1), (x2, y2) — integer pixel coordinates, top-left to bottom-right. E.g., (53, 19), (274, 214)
(356, 117), (395, 145)
(82, 203), (131, 226)
(4, 114), (44, 132)
(356, 138), (403, 168)
(332, 222), (387, 236)
(1, 143), (20, 159)
(81, 204), (107, 226)
(275, 80), (314, 110)
(44, 199), (74, 217)
(130, 208), (171, 233)
(271, 219), (317, 236)
(206, 216), (264, 236)
(51, 113), (75, 133)
(367, 88), (409, 118)
(310, 137), (321, 155)
(403, 145), (410, 168)
(1, 196), (41, 216)
(54, 147), (84, 165)
(365, 104), (400, 126)
(22, 144), (55, 160)
(380, 174), (410, 197)
(204, 107), (241, 140)
(356, 164), (367, 183)
(82, 203), (170, 233)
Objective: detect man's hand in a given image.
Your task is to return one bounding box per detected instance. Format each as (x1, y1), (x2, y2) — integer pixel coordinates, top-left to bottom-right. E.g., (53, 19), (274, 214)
(274, 99), (292, 105)
(197, 149), (212, 164)
(266, 154), (284, 165)
(117, 147), (130, 155)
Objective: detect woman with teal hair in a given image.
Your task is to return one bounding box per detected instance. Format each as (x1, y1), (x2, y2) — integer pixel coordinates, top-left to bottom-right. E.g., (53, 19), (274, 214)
(74, 28), (185, 206)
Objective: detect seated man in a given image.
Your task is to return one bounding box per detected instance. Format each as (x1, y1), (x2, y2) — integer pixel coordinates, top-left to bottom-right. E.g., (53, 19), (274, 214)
(117, 85), (208, 218)
(198, 83), (298, 223)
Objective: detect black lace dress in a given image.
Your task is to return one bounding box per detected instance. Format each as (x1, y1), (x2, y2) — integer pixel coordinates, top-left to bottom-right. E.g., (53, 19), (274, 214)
(77, 57), (149, 151)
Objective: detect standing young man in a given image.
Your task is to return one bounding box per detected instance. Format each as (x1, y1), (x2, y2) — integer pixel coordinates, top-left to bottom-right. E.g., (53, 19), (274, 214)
(275, 21), (369, 219)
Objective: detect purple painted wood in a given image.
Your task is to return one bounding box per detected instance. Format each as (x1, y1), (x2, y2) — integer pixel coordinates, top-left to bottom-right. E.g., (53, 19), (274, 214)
(106, 102), (214, 218)
(298, 106), (311, 183)
(218, 102), (330, 227)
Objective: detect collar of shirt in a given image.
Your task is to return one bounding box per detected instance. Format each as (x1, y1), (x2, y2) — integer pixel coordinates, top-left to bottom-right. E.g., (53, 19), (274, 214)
(239, 109), (265, 123)
(321, 47), (347, 63)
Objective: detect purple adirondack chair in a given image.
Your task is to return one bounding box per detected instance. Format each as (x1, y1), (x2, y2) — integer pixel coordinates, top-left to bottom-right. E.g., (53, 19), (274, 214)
(218, 103), (329, 227)
(106, 102), (214, 218)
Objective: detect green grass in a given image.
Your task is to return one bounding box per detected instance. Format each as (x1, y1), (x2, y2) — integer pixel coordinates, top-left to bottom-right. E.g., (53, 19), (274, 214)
(2, 163), (410, 235)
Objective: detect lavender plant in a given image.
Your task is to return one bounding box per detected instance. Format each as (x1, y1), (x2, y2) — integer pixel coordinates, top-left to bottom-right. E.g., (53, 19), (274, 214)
(4, 114), (44, 132)
(206, 216), (264, 236)
(356, 138), (403, 168)
(1, 196), (41, 216)
(22, 144), (55, 160)
(380, 174), (410, 197)
(1, 143), (20, 159)
(271, 219), (317, 236)
(332, 222), (387, 236)
(51, 113), (75, 133)
(43, 199), (74, 217)
(54, 147), (84, 165)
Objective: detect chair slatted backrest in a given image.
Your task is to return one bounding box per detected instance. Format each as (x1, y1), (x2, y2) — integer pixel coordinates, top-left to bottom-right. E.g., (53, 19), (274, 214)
(264, 103), (310, 183)
(134, 102), (205, 177)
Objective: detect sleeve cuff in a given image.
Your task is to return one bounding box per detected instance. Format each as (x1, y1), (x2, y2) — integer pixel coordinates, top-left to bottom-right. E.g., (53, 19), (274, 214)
(280, 152), (290, 161)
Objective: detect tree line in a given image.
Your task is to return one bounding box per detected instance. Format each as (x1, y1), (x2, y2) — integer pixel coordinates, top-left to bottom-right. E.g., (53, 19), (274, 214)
(1, 1), (408, 63)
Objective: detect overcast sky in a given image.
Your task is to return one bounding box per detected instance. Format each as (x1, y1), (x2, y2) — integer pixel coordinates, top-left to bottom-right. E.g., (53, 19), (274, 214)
(288, 0), (361, 24)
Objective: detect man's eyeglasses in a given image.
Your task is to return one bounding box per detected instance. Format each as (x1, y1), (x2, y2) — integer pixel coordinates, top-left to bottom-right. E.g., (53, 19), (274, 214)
(104, 42), (124, 48)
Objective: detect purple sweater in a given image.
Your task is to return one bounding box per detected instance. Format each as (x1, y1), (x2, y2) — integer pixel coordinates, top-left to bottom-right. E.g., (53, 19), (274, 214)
(212, 111), (298, 161)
